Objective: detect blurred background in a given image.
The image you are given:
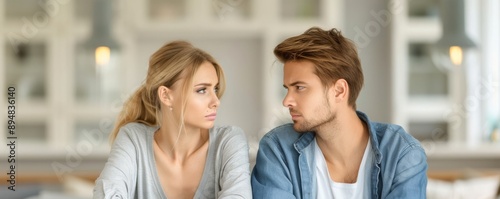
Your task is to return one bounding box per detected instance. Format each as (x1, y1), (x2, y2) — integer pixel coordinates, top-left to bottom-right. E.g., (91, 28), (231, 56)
(0, 0), (499, 198)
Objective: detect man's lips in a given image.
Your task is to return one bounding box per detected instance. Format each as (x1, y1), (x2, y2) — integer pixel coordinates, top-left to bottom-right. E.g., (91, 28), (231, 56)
(289, 112), (301, 119)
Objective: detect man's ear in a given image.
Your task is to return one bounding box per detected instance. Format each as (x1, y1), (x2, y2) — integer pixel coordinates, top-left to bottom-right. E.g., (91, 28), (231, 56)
(158, 86), (173, 106)
(331, 79), (349, 102)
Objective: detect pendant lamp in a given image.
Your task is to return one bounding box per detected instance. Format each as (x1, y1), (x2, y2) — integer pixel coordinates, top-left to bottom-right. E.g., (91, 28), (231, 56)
(76, 0), (120, 103)
(432, 0), (476, 69)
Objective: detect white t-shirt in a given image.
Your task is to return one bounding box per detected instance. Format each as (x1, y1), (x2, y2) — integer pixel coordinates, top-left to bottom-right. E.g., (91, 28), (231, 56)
(314, 138), (373, 199)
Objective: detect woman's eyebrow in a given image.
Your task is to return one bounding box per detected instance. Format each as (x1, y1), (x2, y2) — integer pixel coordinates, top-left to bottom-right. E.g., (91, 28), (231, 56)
(194, 82), (218, 87)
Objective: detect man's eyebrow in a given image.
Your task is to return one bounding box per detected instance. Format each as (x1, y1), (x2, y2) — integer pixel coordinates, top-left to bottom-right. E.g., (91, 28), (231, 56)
(283, 81), (306, 88)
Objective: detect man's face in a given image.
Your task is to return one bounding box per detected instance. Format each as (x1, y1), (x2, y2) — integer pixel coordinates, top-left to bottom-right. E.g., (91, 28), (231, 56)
(282, 60), (336, 132)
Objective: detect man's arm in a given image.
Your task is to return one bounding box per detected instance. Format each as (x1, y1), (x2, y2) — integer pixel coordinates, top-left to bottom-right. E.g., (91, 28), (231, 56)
(251, 134), (298, 199)
(386, 147), (428, 199)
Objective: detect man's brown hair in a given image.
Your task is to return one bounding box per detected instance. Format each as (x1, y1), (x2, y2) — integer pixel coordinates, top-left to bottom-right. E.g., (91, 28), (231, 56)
(274, 27), (364, 109)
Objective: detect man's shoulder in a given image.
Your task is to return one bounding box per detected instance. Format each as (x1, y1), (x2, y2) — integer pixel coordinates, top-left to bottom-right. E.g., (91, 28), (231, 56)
(357, 111), (421, 149)
(265, 123), (301, 137)
(370, 122), (425, 154)
(261, 123), (302, 144)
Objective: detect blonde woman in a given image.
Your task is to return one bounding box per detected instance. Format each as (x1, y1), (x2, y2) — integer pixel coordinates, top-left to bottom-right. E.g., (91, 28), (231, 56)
(93, 41), (252, 199)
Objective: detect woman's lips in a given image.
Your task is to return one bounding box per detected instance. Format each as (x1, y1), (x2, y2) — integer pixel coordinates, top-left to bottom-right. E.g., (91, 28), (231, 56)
(205, 113), (217, 121)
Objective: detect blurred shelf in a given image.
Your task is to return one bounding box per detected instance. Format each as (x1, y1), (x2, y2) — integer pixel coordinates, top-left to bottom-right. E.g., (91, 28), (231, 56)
(427, 169), (500, 181)
(406, 17), (440, 42)
(424, 141), (500, 159)
(407, 97), (449, 122)
(14, 101), (50, 120)
(134, 22), (264, 39)
(2, 22), (56, 35)
(0, 172), (100, 185)
(280, 0), (321, 20)
(0, 144), (110, 159)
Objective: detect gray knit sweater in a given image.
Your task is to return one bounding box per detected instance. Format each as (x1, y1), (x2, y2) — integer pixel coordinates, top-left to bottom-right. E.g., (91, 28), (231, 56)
(93, 123), (252, 199)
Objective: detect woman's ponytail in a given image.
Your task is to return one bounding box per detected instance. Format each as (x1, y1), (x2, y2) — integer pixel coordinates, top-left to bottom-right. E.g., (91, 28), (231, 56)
(109, 84), (157, 143)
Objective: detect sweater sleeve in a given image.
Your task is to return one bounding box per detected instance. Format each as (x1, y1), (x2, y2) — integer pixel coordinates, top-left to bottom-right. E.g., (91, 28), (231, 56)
(93, 127), (138, 199)
(217, 126), (253, 199)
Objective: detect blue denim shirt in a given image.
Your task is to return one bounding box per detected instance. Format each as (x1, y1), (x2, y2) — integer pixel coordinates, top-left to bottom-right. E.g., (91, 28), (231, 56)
(251, 111), (428, 199)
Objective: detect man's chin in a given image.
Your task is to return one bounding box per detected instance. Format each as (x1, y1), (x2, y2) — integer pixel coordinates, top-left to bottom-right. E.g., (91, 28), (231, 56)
(292, 123), (310, 133)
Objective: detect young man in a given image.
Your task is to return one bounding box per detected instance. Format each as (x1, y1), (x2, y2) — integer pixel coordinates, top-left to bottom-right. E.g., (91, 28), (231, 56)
(251, 27), (428, 199)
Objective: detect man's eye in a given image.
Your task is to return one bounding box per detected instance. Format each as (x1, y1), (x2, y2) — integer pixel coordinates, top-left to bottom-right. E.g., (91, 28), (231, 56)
(197, 88), (207, 94)
(297, 86), (305, 90)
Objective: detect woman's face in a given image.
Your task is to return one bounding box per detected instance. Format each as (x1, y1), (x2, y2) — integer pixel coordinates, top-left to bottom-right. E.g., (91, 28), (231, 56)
(171, 62), (220, 130)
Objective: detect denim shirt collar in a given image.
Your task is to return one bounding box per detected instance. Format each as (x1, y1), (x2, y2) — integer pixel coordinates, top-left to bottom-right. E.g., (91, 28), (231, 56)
(292, 110), (383, 164)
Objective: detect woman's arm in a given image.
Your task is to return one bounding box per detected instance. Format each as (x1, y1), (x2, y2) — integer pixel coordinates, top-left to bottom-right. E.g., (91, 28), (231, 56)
(93, 128), (138, 199)
(217, 126), (252, 199)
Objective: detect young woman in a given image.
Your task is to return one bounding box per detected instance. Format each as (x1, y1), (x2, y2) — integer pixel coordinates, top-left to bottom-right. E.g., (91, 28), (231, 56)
(93, 41), (252, 199)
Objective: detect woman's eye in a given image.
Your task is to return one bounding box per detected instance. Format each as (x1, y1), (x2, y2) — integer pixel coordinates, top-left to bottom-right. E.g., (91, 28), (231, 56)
(214, 87), (219, 93)
(197, 88), (207, 94)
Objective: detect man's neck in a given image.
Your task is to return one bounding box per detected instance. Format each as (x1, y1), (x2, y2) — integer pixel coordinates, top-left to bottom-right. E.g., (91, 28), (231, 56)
(315, 109), (369, 167)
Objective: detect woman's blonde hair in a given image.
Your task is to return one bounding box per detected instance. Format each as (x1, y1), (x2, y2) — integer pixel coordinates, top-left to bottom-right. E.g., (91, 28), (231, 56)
(110, 41), (226, 143)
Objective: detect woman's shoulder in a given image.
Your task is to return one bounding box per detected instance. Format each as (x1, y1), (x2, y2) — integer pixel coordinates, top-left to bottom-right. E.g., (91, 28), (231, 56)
(121, 122), (151, 130)
(211, 125), (247, 145)
(212, 125), (245, 137)
(116, 122), (157, 143)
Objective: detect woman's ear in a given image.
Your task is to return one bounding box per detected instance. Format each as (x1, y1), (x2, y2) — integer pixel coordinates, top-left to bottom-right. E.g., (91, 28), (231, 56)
(158, 86), (172, 106)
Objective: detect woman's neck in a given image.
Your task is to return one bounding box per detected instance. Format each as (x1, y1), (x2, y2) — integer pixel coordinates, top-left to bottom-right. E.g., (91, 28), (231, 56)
(154, 123), (209, 162)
